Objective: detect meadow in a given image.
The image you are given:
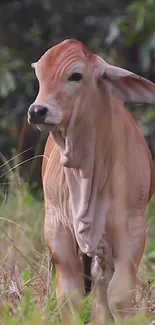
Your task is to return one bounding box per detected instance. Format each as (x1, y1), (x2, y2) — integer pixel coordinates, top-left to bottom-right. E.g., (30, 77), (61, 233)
(0, 158), (155, 325)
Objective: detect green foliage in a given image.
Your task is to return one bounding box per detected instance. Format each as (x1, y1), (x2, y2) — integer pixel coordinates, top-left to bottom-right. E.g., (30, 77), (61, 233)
(117, 0), (155, 73)
(0, 47), (22, 98)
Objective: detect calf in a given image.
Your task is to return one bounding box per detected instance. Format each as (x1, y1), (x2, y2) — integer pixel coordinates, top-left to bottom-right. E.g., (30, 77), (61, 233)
(28, 39), (155, 324)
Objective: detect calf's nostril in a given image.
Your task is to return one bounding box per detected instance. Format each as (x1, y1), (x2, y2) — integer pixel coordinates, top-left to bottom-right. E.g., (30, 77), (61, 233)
(37, 106), (48, 117)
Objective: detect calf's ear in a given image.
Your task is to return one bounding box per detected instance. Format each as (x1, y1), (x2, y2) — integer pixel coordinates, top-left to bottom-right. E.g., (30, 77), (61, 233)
(99, 63), (155, 104)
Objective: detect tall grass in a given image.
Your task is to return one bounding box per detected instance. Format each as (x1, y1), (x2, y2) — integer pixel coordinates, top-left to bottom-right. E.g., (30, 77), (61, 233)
(0, 156), (155, 324)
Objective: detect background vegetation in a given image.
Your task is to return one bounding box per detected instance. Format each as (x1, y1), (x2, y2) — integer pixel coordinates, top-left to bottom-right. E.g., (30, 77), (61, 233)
(0, 0), (155, 323)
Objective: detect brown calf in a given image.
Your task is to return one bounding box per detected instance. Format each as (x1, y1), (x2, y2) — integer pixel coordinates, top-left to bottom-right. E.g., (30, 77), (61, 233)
(28, 39), (155, 324)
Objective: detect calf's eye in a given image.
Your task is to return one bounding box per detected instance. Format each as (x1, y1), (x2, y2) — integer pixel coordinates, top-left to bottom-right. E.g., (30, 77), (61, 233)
(68, 73), (83, 82)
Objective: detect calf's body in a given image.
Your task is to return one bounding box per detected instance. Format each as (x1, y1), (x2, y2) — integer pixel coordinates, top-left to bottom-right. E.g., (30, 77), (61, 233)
(28, 39), (155, 324)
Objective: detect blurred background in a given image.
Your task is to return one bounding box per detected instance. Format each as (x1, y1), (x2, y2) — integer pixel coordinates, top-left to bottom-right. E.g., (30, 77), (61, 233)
(1, 1), (155, 318)
(0, 0), (155, 189)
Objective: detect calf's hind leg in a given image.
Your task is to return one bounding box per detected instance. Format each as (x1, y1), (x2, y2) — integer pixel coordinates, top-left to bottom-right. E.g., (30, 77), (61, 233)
(44, 218), (84, 324)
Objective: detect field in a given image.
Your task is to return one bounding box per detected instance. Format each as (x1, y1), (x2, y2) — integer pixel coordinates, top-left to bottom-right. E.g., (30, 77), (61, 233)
(0, 164), (155, 324)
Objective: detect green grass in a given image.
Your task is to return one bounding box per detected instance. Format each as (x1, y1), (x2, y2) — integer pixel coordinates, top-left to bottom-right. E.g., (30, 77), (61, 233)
(0, 169), (155, 324)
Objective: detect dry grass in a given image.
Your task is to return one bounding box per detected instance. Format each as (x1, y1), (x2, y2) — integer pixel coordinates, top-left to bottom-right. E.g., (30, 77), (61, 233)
(0, 158), (155, 324)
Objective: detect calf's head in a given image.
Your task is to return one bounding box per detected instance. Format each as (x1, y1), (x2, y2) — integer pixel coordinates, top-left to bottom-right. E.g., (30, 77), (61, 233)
(28, 40), (95, 133)
(28, 39), (155, 165)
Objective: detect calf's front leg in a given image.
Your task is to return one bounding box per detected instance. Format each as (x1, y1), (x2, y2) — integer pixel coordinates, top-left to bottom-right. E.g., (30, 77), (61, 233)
(44, 214), (84, 324)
